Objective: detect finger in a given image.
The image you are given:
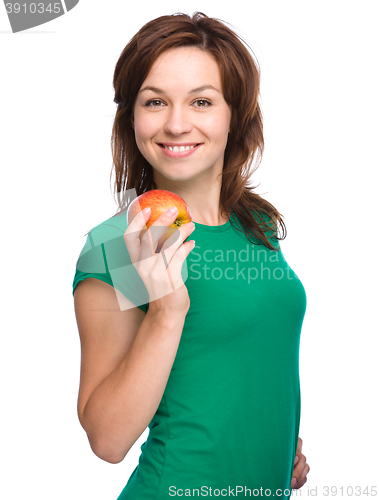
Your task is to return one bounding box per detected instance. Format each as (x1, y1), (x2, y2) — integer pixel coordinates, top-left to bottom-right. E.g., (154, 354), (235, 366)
(296, 463), (310, 489)
(296, 437), (303, 455)
(291, 453), (305, 488)
(296, 475), (308, 489)
(160, 222), (195, 262)
(297, 454), (310, 486)
(124, 207), (151, 263)
(140, 207), (180, 259)
(292, 453), (308, 489)
(164, 239), (196, 291)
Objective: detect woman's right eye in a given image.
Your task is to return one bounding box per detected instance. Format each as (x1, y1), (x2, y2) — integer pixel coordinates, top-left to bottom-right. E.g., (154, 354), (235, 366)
(146, 99), (165, 107)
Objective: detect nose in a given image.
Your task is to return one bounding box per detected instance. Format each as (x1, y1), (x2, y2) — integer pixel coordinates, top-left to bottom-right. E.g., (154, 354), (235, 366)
(163, 106), (193, 136)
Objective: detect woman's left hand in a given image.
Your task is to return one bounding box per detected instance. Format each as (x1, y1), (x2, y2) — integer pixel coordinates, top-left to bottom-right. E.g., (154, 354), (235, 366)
(291, 437), (310, 489)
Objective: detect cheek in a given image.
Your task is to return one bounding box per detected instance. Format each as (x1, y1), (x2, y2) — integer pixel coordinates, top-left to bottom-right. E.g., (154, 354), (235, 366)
(207, 112), (231, 146)
(208, 104), (230, 127)
(134, 121), (148, 144)
(133, 110), (157, 142)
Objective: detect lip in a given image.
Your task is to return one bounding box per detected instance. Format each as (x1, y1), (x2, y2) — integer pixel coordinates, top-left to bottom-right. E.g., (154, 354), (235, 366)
(157, 142), (202, 158)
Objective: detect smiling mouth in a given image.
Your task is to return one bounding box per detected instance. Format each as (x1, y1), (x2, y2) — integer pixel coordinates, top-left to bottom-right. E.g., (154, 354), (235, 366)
(159, 144), (201, 152)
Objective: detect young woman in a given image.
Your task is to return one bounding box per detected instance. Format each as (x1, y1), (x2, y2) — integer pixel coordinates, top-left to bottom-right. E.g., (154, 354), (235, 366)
(73, 12), (310, 499)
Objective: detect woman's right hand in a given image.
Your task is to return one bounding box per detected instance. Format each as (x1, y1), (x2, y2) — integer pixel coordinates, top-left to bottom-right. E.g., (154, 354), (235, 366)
(123, 206), (196, 315)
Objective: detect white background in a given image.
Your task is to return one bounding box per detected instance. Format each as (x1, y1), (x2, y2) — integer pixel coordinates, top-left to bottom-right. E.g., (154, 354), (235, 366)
(1, 1), (378, 499)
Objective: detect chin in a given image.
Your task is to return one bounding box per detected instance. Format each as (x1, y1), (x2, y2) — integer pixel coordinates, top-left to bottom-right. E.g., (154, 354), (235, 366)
(153, 163), (198, 180)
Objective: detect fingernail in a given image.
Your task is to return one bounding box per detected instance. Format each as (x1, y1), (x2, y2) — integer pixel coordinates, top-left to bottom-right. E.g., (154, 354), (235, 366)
(141, 207), (151, 215)
(291, 478), (297, 488)
(186, 222), (195, 228)
(294, 456), (299, 465)
(166, 206), (178, 216)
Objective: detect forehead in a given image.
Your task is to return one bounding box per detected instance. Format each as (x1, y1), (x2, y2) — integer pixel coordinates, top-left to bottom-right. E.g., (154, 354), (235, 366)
(143, 46), (221, 87)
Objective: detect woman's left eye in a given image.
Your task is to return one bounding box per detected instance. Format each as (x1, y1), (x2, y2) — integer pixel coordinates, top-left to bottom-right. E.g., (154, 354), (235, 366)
(193, 99), (211, 107)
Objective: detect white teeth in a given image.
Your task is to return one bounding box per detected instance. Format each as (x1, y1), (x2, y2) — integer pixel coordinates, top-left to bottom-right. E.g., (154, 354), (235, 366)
(163, 145), (196, 152)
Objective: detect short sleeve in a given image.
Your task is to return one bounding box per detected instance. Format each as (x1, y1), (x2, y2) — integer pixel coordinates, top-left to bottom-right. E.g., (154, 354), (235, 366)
(72, 217), (149, 313)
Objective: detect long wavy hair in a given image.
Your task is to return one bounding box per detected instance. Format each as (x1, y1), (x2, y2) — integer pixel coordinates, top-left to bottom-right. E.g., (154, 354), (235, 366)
(109, 12), (286, 250)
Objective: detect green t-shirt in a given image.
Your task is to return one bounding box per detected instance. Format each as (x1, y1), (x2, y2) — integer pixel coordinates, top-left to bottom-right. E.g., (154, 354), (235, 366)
(72, 208), (307, 499)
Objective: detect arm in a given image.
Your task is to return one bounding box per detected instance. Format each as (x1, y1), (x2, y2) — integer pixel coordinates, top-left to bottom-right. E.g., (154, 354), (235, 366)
(74, 278), (187, 464)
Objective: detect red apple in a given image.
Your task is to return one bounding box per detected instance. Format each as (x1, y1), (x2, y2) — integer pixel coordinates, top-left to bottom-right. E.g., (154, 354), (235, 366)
(127, 189), (192, 252)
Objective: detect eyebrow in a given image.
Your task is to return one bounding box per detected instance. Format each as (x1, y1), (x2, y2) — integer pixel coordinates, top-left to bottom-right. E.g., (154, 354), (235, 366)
(139, 85), (220, 94)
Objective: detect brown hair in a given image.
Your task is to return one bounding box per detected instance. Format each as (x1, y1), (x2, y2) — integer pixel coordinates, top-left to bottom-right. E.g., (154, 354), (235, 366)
(109, 11), (286, 250)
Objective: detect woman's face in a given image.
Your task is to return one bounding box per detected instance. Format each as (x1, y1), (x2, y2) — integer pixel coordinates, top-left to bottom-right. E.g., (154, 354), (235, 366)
(133, 46), (232, 185)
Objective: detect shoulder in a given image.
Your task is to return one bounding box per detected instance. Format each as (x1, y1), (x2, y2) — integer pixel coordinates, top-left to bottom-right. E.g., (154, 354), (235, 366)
(87, 211), (128, 247)
(75, 211), (128, 273)
(74, 210), (150, 311)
